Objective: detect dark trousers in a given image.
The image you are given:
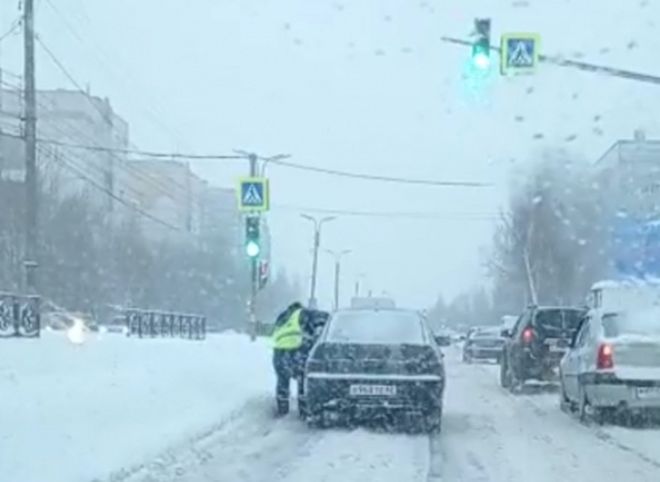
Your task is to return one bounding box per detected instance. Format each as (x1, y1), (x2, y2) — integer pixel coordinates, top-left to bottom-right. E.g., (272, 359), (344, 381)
(273, 349), (304, 412)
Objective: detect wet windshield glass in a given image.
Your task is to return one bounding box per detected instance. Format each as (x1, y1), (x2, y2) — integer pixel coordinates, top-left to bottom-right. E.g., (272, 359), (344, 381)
(3, 1), (660, 481)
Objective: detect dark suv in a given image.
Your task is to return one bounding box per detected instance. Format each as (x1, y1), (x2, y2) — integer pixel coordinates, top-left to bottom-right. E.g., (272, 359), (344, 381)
(500, 306), (585, 391)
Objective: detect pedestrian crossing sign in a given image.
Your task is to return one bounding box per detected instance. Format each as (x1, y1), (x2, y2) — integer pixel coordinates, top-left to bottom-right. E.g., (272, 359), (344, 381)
(500, 33), (540, 75)
(237, 177), (269, 212)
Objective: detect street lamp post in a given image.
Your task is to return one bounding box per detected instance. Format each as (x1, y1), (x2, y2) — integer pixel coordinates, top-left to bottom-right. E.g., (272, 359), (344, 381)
(301, 214), (336, 309)
(355, 273), (366, 297)
(326, 249), (351, 311)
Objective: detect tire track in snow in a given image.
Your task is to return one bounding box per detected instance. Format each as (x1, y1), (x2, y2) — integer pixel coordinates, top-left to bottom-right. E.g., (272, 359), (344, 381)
(279, 427), (429, 482)
(427, 350), (660, 482)
(509, 376), (660, 471)
(116, 394), (430, 482)
(105, 395), (322, 482)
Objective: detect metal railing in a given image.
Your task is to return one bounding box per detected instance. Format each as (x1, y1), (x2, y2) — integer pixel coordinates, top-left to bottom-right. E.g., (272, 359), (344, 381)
(0, 292), (41, 338)
(124, 309), (206, 340)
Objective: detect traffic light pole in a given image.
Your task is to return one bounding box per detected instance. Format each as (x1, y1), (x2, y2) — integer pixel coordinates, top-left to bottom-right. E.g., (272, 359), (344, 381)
(248, 154), (258, 341)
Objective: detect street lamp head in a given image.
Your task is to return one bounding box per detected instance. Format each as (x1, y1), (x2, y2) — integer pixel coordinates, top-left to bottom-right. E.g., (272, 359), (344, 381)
(263, 153), (291, 162)
(325, 248), (352, 260)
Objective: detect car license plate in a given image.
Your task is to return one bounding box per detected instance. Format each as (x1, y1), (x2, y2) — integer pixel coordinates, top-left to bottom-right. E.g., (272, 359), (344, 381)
(636, 387), (660, 400)
(349, 384), (396, 397)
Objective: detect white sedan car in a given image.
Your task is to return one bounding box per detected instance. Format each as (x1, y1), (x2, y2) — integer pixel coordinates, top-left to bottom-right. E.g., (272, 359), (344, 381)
(559, 306), (660, 424)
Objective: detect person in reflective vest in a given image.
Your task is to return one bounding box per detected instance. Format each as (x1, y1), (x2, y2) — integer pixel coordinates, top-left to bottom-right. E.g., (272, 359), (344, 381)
(272, 302), (304, 416)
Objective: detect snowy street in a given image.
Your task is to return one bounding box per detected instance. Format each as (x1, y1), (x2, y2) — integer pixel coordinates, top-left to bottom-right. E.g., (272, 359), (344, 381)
(3, 333), (660, 482)
(148, 348), (660, 482)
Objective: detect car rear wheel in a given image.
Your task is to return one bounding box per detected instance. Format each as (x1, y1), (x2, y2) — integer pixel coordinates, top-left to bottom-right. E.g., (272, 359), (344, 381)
(306, 408), (329, 429)
(578, 382), (610, 425)
(559, 377), (573, 413)
(425, 407), (443, 433)
(500, 355), (512, 389)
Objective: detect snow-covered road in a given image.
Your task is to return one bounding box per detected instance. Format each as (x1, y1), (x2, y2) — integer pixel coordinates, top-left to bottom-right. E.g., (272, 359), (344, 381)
(3, 335), (659, 482)
(119, 346), (660, 482)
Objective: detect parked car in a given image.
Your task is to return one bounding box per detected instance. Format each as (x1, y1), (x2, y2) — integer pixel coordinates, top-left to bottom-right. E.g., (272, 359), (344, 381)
(302, 308), (445, 432)
(500, 306), (585, 391)
(559, 307), (660, 424)
(463, 327), (505, 363)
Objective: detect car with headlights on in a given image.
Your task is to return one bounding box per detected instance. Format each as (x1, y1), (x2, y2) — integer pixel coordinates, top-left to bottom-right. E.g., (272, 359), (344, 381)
(302, 308), (445, 432)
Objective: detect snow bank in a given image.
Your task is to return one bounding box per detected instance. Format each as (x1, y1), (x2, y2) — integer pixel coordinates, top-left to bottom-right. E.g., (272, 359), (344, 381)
(0, 331), (274, 482)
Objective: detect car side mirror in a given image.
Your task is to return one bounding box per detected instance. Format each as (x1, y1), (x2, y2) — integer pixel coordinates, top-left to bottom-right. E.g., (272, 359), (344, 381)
(500, 329), (512, 338)
(434, 335), (452, 347)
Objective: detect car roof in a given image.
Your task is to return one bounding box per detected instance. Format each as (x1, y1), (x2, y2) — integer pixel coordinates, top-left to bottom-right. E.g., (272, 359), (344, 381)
(533, 305), (585, 311)
(335, 307), (417, 313)
(324, 309), (429, 344)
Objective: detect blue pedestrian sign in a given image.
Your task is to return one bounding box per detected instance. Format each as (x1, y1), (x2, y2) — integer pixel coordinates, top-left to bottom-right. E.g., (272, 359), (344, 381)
(237, 177), (269, 212)
(500, 33), (540, 75)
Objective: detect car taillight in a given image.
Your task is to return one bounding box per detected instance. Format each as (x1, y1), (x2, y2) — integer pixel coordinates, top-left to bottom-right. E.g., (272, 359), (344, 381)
(521, 327), (534, 344)
(597, 343), (614, 370)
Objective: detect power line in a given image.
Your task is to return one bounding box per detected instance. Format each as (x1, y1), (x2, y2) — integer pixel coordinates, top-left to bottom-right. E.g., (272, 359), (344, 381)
(0, 16), (21, 43)
(52, 153), (182, 232)
(1, 69), (204, 212)
(267, 158), (492, 187)
(0, 122), (197, 212)
(272, 203), (497, 220)
(0, 69), (23, 81)
(40, 1), (194, 150)
(22, 133), (243, 159)
(24, 85), (202, 209)
(0, 132), (493, 188)
(35, 34), (117, 126)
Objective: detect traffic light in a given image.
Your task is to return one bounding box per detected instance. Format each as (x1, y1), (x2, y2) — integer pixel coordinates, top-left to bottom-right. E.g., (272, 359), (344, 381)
(472, 18), (491, 70)
(245, 216), (260, 258)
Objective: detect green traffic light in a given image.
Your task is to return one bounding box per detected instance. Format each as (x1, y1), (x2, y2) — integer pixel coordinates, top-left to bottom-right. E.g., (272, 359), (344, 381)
(472, 45), (490, 70)
(473, 51), (490, 69)
(246, 240), (260, 258)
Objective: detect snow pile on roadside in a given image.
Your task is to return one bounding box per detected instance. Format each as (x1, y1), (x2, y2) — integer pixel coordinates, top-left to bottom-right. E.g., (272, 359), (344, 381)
(0, 331), (274, 482)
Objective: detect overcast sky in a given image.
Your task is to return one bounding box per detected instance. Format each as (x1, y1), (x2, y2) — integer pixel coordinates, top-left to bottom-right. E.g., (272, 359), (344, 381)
(1, 0), (659, 310)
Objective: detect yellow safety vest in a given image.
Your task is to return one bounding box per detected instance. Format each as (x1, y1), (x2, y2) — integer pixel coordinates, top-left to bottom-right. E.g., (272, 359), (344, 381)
(272, 309), (303, 350)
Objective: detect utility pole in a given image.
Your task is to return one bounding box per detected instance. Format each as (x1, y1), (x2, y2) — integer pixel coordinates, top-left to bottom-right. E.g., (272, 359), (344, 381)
(0, 57), (4, 177)
(24, 0), (38, 293)
(326, 249), (351, 311)
(301, 214), (336, 309)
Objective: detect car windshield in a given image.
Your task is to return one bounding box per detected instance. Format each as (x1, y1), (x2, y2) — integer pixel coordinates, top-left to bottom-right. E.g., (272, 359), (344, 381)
(603, 310), (660, 338)
(5, 1), (660, 480)
(534, 309), (584, 336)
(326, 311), (424, 344)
